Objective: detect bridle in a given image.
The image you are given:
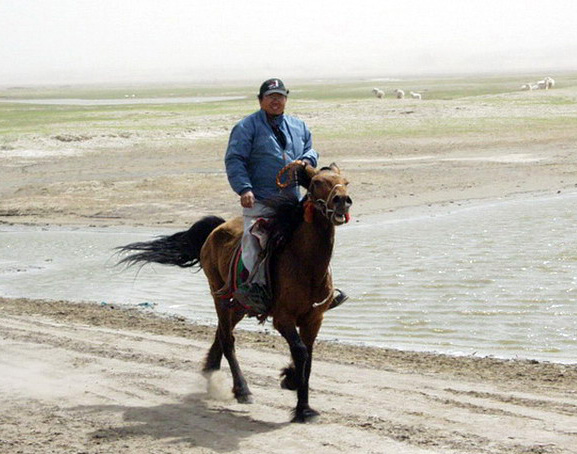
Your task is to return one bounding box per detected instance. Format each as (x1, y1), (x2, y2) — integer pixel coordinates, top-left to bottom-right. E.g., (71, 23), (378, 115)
(276, 161), (349, 225)
(308, 183), (347, 224)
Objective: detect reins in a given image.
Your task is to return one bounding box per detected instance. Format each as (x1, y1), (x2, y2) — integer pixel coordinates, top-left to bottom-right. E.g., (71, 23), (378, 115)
(276, 160), (304, 189)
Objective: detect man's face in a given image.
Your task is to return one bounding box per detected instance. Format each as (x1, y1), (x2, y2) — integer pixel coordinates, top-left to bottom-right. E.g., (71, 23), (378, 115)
(259, 93), (287, 116)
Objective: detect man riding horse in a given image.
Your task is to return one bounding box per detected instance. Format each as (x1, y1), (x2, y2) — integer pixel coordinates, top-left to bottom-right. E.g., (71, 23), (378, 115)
(118, 79), (352, 422)
(224, 78), (348, 313)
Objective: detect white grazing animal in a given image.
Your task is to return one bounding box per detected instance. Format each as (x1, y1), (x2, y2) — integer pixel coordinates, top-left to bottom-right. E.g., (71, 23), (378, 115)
(544, 76), (555, 89)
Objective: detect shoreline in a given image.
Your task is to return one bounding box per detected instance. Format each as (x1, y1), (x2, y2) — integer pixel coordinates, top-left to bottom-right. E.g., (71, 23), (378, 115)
(2, 185), (576, 231)
(2, 296), (576, 387)
(2, 189), (577, 365)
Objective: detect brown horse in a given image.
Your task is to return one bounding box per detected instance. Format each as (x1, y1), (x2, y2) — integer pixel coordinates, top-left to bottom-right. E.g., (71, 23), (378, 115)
(118, 162), (352, 423)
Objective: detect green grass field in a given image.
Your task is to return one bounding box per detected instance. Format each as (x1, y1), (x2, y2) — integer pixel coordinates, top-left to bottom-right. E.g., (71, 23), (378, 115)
(1, 72), (576, 143)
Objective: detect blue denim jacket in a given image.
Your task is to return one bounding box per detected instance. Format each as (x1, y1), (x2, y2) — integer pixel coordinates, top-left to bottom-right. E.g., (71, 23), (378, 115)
(225, 109), (319, 201)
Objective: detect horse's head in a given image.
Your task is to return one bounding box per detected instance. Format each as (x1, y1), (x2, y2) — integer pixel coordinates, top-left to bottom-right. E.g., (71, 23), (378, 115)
(298, 162), (352, 226)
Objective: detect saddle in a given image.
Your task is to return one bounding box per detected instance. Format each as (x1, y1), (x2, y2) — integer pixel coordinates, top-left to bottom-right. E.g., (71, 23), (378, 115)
(214, 224), (273, 321)
(215, 231), (347, 318)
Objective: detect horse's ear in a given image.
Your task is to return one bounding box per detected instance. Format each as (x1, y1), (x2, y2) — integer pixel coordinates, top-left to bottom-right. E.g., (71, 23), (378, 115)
(297, 162), (318, 188)
(319, 162), (341, 174)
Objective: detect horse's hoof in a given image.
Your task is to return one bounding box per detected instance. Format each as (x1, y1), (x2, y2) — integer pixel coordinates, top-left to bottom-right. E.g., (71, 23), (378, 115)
(236, 394), (254, 404)
(291, 407), (320, 423)
(280, 366), (297, 390)
(280, 377), (297, 391)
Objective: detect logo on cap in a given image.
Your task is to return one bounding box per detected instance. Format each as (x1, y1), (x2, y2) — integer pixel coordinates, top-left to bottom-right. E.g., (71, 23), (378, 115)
(259, 78), (289, 97)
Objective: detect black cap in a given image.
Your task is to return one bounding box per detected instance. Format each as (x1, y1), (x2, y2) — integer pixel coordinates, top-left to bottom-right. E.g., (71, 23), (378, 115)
(258, 78), (289, 98)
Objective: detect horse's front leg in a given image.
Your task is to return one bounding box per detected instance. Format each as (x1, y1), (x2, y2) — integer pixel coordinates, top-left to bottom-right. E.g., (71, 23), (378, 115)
(277, 323), (319, 423)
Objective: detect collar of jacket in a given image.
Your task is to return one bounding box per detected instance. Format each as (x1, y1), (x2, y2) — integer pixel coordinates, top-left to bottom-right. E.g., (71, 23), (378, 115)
(260, 109), (285, 127)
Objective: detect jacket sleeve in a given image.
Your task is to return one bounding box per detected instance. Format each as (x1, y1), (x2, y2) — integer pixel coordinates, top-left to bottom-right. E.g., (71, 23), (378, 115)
(300, 123), (319, 167)
(224, 121), (254, 195)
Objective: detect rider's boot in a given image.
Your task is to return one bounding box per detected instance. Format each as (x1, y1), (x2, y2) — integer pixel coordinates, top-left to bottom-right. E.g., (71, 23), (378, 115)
(329, 288), (349, 310)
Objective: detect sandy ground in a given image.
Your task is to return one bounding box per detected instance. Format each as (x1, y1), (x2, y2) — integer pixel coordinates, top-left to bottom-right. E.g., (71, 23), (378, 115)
(2, 298), (577, 454)
(2, 91), (577, 453)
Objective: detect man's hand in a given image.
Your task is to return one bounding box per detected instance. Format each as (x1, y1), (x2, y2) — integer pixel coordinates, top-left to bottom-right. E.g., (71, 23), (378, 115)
(240, 190), (255, 208)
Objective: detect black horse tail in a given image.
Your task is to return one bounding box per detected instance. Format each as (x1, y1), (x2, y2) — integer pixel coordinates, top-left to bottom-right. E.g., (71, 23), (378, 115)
(117, 215), (226, 269)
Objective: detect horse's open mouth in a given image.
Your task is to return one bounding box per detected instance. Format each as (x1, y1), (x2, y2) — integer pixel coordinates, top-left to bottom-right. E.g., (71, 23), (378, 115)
(333, 213), (348, 225)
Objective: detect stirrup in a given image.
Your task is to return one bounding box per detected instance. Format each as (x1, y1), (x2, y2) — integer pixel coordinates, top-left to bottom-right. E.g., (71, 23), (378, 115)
(329, 288), (349, 310)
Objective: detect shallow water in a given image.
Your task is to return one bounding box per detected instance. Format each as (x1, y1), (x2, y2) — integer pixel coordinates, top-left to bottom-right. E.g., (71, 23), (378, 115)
(1, 191), (576, 363)
(0, 96), (245, 106)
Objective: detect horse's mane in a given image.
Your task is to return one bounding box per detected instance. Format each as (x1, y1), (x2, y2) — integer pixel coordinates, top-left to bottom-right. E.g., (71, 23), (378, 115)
(263, 166), (336, 250)
(264, 194), (305, 251)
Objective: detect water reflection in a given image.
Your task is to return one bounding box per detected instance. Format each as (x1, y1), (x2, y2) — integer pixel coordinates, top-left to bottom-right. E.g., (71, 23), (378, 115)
(1, 191), (576, 363)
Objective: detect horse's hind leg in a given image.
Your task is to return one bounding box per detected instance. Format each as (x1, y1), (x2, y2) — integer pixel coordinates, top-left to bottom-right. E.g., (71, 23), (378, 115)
(211, 305), (253, 404)
(203, 305), (244, 373)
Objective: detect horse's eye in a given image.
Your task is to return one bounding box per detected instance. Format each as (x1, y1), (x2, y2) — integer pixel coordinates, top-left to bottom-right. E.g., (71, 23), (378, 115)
(333, 195), (353, 205)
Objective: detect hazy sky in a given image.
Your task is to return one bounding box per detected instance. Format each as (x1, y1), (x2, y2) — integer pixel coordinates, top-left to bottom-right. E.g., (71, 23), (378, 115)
(1, 0), (576, 85)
